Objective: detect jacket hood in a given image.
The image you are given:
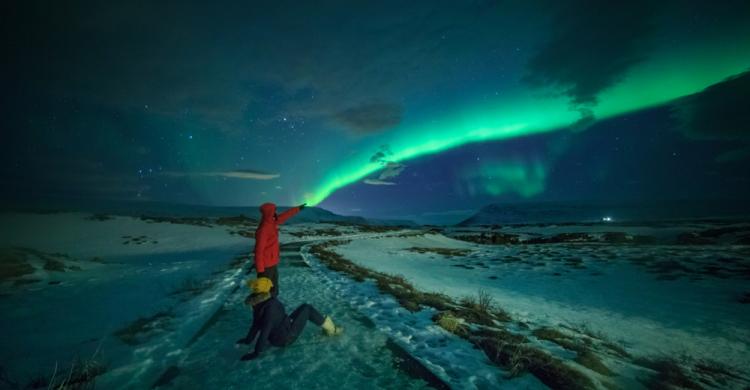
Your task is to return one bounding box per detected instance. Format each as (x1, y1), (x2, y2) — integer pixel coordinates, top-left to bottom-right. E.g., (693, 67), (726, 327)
(260, 203), (276, 222)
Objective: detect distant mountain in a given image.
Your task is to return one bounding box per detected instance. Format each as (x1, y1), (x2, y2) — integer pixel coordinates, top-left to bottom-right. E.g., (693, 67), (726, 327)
(286, 206), (368, 224)
(362, 217), (419, 227)
(2, 198), (414, 226)
(457, 200), (750, 226)
(281, 207), (416, 226)
(457, 203), (596, 226)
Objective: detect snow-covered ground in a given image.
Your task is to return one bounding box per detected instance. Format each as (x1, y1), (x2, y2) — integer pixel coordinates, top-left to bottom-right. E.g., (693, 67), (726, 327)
(2, 211), (748, 389)
(327, 229), (750, 386)
(0, 212), (443, 389)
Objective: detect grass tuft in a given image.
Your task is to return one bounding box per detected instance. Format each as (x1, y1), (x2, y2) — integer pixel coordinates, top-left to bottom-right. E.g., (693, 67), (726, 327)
(312, 240), (603, 389)
(575, 350), (613, 376)
(635, 357), (704, 390)
(407, 247), (472, 257)
(44, 259), (67, 272)
(113, 311), (174, 346)
(0, 249), (35, 282)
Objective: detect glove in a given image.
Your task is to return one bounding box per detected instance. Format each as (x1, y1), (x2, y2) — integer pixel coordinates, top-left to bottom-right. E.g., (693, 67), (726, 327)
(241, 351), (258, 361)
(298, 203), (307, 210)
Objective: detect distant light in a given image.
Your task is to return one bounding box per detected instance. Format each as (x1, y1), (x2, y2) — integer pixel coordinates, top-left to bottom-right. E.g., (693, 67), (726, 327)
(602, 216), (613, 222)
(188, 135), (193, 140)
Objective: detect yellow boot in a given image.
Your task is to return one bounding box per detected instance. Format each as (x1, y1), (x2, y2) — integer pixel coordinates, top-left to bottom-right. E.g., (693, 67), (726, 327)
(321, 316), (343, 336)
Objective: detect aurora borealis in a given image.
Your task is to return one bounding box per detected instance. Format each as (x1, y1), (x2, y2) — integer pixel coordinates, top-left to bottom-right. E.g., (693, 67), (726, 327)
(3, 1), (750, 223)
(302, 43), (750, 206)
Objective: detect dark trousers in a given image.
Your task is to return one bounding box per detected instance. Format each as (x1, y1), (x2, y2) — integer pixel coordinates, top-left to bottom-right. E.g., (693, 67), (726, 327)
(257, 265), (279, 296)
(283, 304), (325, 346)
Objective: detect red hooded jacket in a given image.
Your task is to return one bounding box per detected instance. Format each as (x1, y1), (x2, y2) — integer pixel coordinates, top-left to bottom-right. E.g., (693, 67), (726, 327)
(254, 203), (300, 273)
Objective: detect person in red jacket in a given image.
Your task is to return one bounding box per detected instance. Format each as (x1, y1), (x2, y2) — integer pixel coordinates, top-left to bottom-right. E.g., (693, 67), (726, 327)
(254, 202), (305, 296)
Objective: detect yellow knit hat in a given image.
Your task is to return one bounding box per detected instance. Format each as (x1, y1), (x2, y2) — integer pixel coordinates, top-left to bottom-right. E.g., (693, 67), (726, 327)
(247, 277), (273, 294)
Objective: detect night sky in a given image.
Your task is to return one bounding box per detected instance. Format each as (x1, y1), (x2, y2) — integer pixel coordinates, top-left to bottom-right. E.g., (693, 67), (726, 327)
(3, 1), (749, 223)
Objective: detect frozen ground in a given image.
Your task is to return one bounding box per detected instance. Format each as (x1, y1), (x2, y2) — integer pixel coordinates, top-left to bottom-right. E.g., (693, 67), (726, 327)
(2, 211), (749, 389)
(0, 212), (466, 389)
(327, 226), (750, 388)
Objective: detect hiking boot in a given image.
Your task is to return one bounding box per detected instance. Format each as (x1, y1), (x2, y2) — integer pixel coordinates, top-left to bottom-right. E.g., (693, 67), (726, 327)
(321, 316), (343, 336)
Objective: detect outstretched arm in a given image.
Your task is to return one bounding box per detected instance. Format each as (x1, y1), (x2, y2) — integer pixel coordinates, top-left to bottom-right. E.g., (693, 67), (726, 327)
(276, 204), (305, 225)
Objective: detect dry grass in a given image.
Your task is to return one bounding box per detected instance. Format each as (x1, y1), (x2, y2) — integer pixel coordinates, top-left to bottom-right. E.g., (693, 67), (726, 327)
(433, 311), (463, 334)
(635, 358), (704, 390)
(215, 215), (256, 226)
(453, 233), (520, 245)
(470, 330), (595, 389)
(693, 359), (745, 386)
(560, 324), (631, 359)
(0, 249), (35, 282)
(139, 215), (212, 227)
(477, 289), (494, 313)
(532, 327), (615, 376)
(290, 228), (344, 238)
(532, 327), (581, 352)
(1, 347), (107, 390)
(312, 240), (602, 389)
(113, 311), (174, 346)
(602, 341), (631, 359)
(356, 224), (403, 233)
(575, 350), (613, 376)
(407, 247), (473, 257)
(418, 291), (454, 311)
(457, 290), (510, 325)
(44, 259), (67, 272)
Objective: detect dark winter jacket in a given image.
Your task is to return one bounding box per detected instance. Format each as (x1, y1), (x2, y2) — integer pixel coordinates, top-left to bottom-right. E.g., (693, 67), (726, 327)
(244, 295), (292, 356)
(254, 203), (300, 273)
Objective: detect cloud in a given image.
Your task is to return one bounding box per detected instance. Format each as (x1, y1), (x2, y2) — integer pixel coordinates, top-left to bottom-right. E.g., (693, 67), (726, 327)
(163, 170), (280, 180)
(462, 159), (548, 198)
(379, 162), (406, 180)
(523, 0), (654, 106)
(334, 102), (403, 134)
(370, 145), (393, 163)
(6, 1), (503, 138)
(673, 71), (750, 141)
(364, 179), (396, 186)
(217, 170), (281, 180)
(672, 70), (750, 162)
(5, 171), (152, 202)
(364, 162), (406, 185)
(364, 145), (407, 185)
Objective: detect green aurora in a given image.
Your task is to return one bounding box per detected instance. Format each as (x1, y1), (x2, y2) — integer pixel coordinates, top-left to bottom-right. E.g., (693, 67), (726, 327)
(303, 43), (750, 206)
(466, 159), (548, 198)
